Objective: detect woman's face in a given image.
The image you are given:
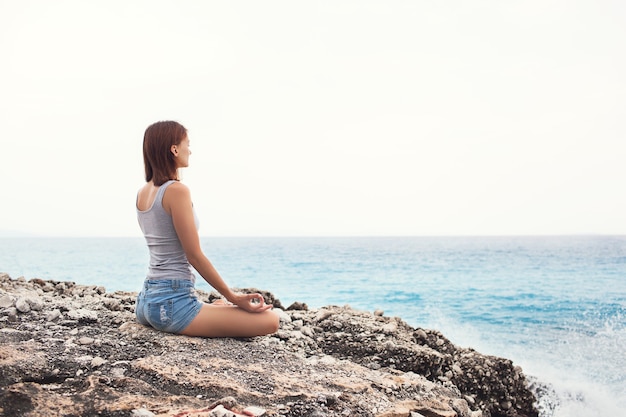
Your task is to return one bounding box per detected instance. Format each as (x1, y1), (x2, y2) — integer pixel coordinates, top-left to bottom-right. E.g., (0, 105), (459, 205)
(172, 136), (192, 168)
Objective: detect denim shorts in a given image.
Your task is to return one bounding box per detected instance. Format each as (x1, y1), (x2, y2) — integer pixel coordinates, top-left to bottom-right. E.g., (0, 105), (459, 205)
(135, 279), (203, 334)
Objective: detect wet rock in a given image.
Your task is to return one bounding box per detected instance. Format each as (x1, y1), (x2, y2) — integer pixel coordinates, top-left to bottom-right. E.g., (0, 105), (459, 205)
(287, 301), (308, 311)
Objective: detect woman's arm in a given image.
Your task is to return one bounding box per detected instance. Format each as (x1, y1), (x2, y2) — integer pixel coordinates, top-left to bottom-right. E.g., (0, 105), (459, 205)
(164, 182), (271, 313)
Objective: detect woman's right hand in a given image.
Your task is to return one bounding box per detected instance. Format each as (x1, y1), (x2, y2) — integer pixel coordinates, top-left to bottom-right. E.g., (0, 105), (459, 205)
(229, 292), (273, 313)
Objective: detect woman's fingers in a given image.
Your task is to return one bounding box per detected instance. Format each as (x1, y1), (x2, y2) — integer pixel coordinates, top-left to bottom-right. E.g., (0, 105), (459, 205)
(251, 303), (273, 312)
(246, 293), (273, 312)
(233, 293), (273, 313)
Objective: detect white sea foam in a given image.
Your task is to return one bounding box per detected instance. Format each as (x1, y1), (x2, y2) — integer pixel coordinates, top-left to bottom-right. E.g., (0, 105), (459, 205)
(487, 322), (626, 417)
(529, 367), (625, 417)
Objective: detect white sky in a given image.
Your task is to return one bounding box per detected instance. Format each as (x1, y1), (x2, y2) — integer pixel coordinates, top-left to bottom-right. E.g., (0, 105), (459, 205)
(1, 0), (625, 237)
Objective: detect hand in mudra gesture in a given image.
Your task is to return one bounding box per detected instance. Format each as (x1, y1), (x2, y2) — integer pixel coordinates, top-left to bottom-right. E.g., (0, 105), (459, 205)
(223, 293), (273, 313)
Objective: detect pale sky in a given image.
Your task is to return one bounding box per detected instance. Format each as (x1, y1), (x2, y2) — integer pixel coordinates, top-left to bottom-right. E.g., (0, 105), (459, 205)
(1, 0), (625, 237)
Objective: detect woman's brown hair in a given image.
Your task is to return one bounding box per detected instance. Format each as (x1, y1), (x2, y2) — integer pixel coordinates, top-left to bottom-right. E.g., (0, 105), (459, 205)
(143, 121), (188, 186)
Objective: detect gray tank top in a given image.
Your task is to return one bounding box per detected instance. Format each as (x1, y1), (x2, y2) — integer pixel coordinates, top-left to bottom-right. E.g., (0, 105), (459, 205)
(137, 180), (199, 281)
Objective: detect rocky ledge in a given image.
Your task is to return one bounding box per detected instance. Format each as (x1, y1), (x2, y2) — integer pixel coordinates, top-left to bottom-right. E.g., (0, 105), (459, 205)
(0, 273), (539, 417)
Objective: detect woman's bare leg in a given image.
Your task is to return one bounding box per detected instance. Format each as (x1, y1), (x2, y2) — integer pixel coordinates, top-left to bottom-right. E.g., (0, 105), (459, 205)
(180, 303), (280, 338)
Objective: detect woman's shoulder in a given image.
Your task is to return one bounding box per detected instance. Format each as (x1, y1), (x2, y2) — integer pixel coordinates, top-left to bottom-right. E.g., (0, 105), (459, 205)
(166, 180), (190, 193)
(163, 181), (192, 206)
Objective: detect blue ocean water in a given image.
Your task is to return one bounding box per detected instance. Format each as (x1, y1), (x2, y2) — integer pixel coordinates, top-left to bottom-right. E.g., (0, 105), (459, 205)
(1, 235), (624, 417)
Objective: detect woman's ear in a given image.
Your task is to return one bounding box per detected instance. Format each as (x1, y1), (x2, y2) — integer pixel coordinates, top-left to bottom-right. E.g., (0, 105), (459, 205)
(171, 145), (178, 156)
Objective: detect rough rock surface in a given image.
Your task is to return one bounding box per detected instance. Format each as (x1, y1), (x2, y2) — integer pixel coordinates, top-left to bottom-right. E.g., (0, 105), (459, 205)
(0, 273), (539, 417)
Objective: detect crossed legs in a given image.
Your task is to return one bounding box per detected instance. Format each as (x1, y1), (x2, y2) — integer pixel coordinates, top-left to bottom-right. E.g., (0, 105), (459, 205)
(180, 302), (280, 338)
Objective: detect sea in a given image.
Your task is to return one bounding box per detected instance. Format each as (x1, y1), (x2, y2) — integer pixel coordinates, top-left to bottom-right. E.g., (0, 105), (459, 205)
(1, 235), (624, 417)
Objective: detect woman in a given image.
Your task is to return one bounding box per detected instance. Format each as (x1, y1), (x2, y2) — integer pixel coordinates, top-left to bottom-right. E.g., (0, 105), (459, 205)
(135, 120), (279, 337)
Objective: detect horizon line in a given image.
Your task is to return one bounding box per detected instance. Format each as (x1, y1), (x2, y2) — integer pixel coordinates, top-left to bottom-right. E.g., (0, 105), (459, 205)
(1, 233), (624, 239)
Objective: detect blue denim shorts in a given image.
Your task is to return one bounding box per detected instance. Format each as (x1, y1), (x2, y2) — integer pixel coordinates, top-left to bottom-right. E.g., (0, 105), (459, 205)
(135, 279), (203, 334)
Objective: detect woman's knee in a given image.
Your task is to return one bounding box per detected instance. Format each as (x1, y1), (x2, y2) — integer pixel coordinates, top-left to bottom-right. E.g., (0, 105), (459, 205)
(264, 310), (280, 335)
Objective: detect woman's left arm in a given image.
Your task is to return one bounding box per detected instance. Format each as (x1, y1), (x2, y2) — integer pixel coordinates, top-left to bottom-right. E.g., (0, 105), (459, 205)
(166, 182), (271, 313)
